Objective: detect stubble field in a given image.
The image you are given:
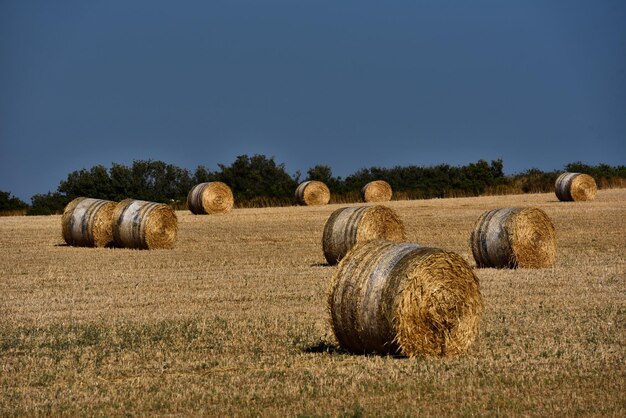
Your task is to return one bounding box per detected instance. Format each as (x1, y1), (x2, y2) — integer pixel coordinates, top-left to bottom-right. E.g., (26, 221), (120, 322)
(1, 189), (625, 416)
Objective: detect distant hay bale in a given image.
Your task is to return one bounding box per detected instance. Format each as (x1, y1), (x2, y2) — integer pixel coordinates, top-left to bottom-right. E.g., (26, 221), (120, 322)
(470, 207), (556, 268)
(187, 182), (234, 214)
(295, 180), (330, 206)
(328, 240), (483, 357)
(322, 205), (406, 265)
(555, 172), (597, 202)
(361, 180), (393, 203)
(61, 197), (116, 247)
(112, 199), (178, 249)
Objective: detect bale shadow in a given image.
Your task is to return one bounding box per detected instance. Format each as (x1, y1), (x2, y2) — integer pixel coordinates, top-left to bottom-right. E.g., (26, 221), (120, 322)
(302, 341), (342, 354)
(54, 243), (119, 249)
(302, 342), (407, 359)
(310, 262), (332, 267)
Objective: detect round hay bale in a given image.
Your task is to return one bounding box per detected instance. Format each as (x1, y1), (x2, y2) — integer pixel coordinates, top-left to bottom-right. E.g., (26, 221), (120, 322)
(61, 197), (116, 247)
(112, 199), (178, 249)
(470, 207), (556, 268)
(187, 182), (234, 214)
(322, 205), (406, 265)
(361, 180), (393, 203)
(328, 240), (483, 357)
(555, 172), (597, 202)
(295, 180), (330, 206)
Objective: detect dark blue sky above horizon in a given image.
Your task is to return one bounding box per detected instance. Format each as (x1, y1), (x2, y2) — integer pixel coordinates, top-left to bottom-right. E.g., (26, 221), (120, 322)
(1, 1), (625, 202)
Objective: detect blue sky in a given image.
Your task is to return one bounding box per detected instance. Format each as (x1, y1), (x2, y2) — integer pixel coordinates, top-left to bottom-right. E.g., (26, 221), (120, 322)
(1, 1), (625, 201)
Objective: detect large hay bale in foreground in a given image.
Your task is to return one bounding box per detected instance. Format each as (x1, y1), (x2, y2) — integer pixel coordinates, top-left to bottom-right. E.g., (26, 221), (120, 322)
(295, 181), (330, 206)
(61, 197), (117, 247)
(470, 207), (556, 268)
(322, 205), (406, 265)
(112, 199), (177, 249)
(328, 240), (483, 357)
(187, 182), (234, 214)
(361, 180), (393, 203)
(555, 172), (597, 202)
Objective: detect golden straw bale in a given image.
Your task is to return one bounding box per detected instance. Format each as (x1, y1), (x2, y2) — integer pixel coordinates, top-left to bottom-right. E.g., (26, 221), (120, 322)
(112, 199), (177, 249)
(295, 181), (330, 206)
(470, 207), (556, 268)
(361, 180), (393, 203)
(328, 240), (483, 357)
(187, 182), (234, 214)
(61, 197), (116, 247)
(555, 172), (597, 202)
(322, 205), (405, 265)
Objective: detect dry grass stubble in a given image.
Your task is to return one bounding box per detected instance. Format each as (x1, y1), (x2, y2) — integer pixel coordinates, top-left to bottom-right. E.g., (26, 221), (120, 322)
(0, 189), (624, 416)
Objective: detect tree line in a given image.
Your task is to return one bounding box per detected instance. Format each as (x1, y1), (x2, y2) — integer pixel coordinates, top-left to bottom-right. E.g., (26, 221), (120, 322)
(1, 155), (625, 215)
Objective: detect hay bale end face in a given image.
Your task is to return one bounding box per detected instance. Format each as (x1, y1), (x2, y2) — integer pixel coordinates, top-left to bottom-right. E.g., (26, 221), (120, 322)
(112, 199), (178, 249)
(187, 182), (234, 214)
(328, 240), (483, 357)
(555, 172), (597, 202)
(470, 207), (556, 268)
(361, 180), (393, 203)
(322, 205), (406, 265)
(61, 197), (117, 247)
(295, 180), (331, 206)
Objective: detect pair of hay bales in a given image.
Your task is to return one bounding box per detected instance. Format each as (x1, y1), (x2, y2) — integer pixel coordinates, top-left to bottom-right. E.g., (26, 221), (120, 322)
(295, 179), (394, 206)
(325, 203), (557, 357)
(467, 172), (590, 267)
(323, 205), (482, 357)
(555, 172), (597, 202)
(187, 182), (234, 214)
(362, 174), (597, 204)
(323, 204), (558, 270)
(467, 172), (592, 269)
(324, 205), (483, 357)
(62, 197), (177, 249)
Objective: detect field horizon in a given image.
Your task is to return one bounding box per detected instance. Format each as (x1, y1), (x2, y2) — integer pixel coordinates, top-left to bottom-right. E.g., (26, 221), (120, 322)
(1, 189), (625, 416)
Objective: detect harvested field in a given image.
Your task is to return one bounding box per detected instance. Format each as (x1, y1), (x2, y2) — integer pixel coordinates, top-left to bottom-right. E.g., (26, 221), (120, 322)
(1, 189), (625, 416)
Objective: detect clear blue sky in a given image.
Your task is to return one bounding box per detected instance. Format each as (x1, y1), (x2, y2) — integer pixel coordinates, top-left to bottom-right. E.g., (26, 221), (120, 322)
(1, 1), (625, 202)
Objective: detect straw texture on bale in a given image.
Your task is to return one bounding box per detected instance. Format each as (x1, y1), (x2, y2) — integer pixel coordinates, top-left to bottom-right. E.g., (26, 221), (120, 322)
(361, 180), (393, 203)
(187, 182), (234, 214)
(322, 205), (406, 265)
(555, 172), (597, 202)
(61, 197), (116, 247)
(328, 240), (483, 357)
(112, 199), (178, 249)
(295, 181), (331, 206)
(470, 207), (556, 269)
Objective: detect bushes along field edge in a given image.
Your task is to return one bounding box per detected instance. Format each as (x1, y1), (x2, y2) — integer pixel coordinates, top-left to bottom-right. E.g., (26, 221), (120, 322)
(2, 156), (625, 215)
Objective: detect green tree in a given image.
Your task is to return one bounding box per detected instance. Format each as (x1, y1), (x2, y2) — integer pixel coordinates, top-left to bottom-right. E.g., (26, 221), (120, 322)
(0, 191), (28, 212)
(514, 168), (558, 193)
(58, 165), (113, 200)
(565, 161), (626, 180)
(306, 164), (343, 192)
(110, 163), (135, 200)
(27, 192), (70, 215)
(129, 160), (192, 203)
(214, 154), (298, 202)
(193, 166), (216, 184)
